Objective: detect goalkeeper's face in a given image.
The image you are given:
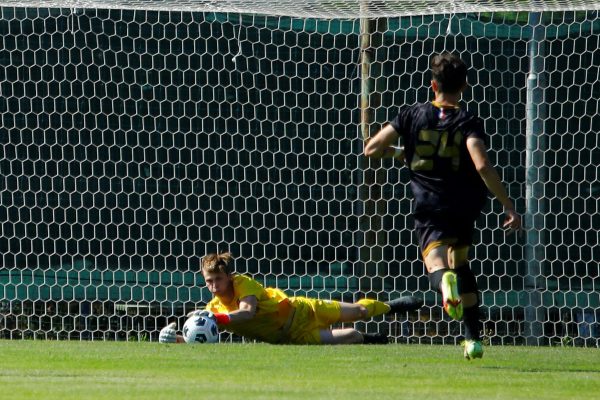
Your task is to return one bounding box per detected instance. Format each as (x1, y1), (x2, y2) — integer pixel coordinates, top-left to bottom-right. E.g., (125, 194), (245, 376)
(202, 271), (233, 298)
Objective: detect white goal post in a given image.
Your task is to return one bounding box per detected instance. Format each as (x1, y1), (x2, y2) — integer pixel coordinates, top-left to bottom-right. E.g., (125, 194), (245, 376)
(0, 2), (599, 346)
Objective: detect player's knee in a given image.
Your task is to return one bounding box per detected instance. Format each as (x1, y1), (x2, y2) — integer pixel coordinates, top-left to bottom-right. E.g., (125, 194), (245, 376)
(357, 305), (369, 320)
(340, 303), (368, 322)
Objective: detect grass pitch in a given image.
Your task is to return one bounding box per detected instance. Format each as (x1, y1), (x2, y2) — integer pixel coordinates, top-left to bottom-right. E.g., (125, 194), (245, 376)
(1, 340), (599, 400)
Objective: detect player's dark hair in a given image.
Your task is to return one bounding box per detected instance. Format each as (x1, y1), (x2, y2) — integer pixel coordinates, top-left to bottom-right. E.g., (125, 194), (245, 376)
(201, 252), (233, 274)
(430, 52), (467, 94)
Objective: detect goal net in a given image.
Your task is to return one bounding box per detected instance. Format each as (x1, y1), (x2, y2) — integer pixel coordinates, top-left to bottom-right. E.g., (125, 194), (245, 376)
(1, 1), (600, 16)
(0, 3), (598, 346)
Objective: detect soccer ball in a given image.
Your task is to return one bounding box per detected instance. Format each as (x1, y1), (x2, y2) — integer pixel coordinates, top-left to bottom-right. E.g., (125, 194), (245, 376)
(182, 315), (219, 344)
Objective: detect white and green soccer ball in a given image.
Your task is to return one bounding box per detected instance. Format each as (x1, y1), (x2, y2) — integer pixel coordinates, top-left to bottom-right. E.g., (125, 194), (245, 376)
(463, 340), (484, 360)
(182, 315), (219, 344)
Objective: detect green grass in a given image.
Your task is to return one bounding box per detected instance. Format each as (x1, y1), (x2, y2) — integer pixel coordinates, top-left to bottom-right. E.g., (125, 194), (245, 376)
(1, 341), (599, 400)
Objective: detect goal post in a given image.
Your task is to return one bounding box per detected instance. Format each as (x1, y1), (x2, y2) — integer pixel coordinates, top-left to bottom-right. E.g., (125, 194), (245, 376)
(0, 3), (599, 345)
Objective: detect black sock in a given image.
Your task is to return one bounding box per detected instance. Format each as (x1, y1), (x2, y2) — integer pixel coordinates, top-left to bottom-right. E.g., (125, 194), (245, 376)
(428, 268), (449, 293)
(362, 332), (389, 344)
(463, 304), (481, 341)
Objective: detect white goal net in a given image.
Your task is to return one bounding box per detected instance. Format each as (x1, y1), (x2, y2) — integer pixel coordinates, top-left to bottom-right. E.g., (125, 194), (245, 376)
(1, 1), (600, 16)
(0, 4), (599, 346)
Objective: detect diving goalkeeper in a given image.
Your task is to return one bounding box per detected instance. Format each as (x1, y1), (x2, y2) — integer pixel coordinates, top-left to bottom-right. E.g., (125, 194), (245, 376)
(159, 251), (422, 345)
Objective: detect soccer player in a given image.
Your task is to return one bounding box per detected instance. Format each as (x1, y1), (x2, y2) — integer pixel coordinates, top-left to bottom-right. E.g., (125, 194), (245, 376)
(364, 52), (521, 359)
(159, 251), (423, 345)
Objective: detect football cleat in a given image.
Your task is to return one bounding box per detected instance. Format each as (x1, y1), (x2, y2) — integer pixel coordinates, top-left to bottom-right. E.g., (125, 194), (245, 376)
(441, 271), (463, 320)
(385, 296), (424, 314)
(462, 340), (484, 360)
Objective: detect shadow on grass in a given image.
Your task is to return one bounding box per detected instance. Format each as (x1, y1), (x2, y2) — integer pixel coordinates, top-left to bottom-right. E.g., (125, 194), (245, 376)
(480, 366), (600, 374)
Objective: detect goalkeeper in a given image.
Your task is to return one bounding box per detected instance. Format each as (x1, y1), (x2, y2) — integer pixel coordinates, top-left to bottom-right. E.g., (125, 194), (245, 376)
(364, 52), (521, 359)
(160, 251), (422, 345)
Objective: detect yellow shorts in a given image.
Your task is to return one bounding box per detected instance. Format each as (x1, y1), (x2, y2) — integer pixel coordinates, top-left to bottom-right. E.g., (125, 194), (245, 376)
(285, 297), (341, 344)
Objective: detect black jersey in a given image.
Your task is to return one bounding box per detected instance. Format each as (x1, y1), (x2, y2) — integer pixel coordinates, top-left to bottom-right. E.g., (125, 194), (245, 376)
(390, 102), (488, 216)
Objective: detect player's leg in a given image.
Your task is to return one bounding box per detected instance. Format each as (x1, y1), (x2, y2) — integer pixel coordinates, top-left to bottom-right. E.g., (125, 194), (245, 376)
(319, 328), (363, 344)
(452, 209), (485, 359)
(361, 332), (389, 344)
(450, 244), (483, 360)
(385, 296), (424, 314)
(423, 244), (463, 320)
(416, 215), (462, 320)
(293, 300), (392, 345)
(337, 301), (380, 321)
(337, 296), (422, 322)
(319, 328), (388, 344)
(448, 245), (478, 308)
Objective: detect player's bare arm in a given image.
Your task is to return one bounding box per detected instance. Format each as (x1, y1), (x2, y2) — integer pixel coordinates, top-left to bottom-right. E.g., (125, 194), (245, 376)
(227, 295), (258, 323)
(364, 124), (404, 160)
(466, 137), (521, 233)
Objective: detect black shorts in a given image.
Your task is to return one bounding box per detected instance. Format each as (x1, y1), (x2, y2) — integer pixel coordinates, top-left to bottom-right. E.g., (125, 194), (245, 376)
(414, 209), (480, 254)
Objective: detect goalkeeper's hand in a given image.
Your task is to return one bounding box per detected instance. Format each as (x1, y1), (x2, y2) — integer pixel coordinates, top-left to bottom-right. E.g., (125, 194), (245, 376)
(159, 322), (178, 343)
(187, 309), (230, 325)
(186, 309), (215, 321)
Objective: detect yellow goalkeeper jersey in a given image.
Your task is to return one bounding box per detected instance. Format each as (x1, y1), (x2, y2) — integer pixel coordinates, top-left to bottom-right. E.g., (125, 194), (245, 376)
(205, 274), (293, 343)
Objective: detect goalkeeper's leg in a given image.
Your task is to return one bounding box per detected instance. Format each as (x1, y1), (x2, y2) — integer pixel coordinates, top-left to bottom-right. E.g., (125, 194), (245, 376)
(338, 296), (422, 322)
(319, 328), (388, 344)
(320, 328), (363, 344)
(332, 300), (389, 322)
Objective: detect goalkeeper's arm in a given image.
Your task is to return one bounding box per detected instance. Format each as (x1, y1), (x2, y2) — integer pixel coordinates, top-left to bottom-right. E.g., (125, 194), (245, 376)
(205, 296), (258, 325)
(226, 295), (258, 322)
(187, 296), (258, 326)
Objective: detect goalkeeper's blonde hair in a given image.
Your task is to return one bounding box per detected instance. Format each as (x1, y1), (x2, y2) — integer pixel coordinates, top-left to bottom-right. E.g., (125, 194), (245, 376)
(201, 252), (234, 275)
